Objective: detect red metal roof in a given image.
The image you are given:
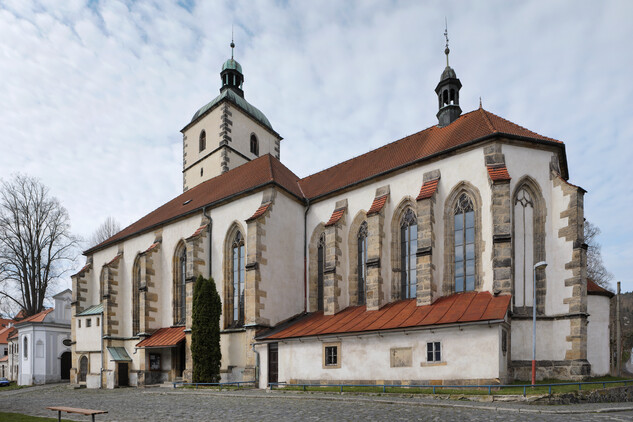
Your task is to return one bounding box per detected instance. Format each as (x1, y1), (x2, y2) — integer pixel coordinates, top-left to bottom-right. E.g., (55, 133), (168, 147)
(367, 194), (388, 216)
(136, 326), (186, 348)
(487, 165), (511, 182)
(325, 207), (346, 227)
(264, 291), (511, 340)
(416, 178), (439, 200)
(587, 279), (615, 298)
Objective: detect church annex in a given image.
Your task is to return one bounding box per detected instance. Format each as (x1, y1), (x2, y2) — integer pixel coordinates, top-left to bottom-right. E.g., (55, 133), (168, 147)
(70, 39), (610, 388)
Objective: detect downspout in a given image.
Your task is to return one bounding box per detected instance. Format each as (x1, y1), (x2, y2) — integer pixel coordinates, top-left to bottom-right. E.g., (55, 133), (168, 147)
(202, 206), (213, 278)
(100, 313), (104, 389)
(303, 199), (311, 313)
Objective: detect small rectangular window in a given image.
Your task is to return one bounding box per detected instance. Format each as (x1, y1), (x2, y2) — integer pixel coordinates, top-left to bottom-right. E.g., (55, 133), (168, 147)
(96, 317), (100, 327)
(78, 320), (81, 328)
(427, 342), (442, 362)
(86, 318), (91, 328)
(325, 346), (338, 366)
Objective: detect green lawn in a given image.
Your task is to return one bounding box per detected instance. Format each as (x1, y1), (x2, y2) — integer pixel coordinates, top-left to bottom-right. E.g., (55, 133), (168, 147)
(0, 381), (28, 391)
(272, 376), (632, 396)
(0, 413), (71, 422)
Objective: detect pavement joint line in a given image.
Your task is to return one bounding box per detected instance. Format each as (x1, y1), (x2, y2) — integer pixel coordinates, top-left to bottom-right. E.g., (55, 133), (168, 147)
(147, 390), (633, 414)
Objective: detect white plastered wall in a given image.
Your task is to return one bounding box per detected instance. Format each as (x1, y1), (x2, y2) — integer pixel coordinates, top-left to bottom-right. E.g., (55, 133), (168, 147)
(587, 295), (611, 375)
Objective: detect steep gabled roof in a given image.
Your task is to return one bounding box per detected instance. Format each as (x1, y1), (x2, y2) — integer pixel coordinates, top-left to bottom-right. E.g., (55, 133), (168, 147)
(85, 154), (302, 254)
(298, 108), (561, 199)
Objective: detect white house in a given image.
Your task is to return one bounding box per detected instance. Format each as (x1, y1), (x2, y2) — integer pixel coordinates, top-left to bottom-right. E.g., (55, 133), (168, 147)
(70, 40), (611, 388)
(15, 290), (72, 385)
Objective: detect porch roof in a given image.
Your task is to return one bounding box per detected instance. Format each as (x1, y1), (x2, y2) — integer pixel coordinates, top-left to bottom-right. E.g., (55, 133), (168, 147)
(136, 326), (186, 348)
(107, 346), (132, 362)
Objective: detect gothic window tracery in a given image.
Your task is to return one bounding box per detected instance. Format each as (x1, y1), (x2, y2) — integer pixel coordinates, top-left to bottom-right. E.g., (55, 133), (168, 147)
(132, 256), (141, 336)
(231, 231), (245, 326)
(357, 222), (368, 305)
(317, 233), (325, 311)
(174, 244), (186, 325)
(454, 193), (475, 292)
(514, 187), (535, 307)
(400, 208), (417, 299)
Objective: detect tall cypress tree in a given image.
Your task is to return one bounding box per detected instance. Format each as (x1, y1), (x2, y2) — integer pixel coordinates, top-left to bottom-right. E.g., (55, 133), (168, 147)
(191, 275), (222, 383)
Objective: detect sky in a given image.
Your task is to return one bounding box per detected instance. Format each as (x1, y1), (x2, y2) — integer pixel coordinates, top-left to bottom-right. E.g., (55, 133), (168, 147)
(0, 0), (632, 296)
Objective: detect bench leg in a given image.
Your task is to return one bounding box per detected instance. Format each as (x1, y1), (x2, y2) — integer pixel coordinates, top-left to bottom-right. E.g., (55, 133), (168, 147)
(58, 410), (61, 422)
(92, 415), (95, 422)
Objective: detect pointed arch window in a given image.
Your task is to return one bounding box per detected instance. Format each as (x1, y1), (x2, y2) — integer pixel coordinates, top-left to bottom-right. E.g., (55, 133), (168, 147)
(199, 130), (206, 152)
(174, 246), (187, 325)
(231, 231), (245, 326)
(454, 193), (475, 292)
(514, 188), (535, 307)
(400, 208), (417, 299)
(317, 233), (325, 311)
(250, 134), (259, 156)
(357, 222), (368, 305)
(132, 256), (141, 336)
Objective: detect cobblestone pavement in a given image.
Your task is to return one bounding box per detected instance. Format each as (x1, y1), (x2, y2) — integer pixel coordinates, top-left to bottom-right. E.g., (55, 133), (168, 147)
(1, 385), (633, 421)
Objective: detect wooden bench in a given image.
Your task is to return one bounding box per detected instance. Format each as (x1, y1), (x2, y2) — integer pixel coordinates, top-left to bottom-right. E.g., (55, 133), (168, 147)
(47, 406), (108, 422)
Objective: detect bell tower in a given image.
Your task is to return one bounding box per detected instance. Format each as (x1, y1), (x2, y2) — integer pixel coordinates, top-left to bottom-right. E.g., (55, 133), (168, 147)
(435, 24), (462, 127)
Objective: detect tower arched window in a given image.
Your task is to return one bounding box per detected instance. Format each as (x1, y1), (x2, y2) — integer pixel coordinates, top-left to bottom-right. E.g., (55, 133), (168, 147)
(317, 233), (325, 311)
(231, 231), (245, 326)
(250, 134), (259, 156)
(454, 193), (475, 292)
(132, 256), (141, 336)
(199, 130), (206, 152)
(357, 222), (368, 305)
(400, 208), (417, 299)
(174, 244), (187, 325)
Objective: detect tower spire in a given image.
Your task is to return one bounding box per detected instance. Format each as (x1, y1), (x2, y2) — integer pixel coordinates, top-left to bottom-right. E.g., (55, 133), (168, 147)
(230, 26), (235, 60)
(444, 17), (450, 67)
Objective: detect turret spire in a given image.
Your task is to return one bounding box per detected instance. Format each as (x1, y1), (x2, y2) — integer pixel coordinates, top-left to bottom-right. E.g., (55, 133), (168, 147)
(231, 26), (235, 60)
(220, 28), (244, 97)
(444, 17), (450, 67)
(435, 21), (462, 127)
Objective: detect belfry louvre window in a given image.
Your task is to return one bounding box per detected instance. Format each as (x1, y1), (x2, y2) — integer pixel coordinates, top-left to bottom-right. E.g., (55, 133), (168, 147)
(454, 193), (475, 292)
(317, 233), (325, 311)
(357, 222), (368, 305)
(232, 231), (245, 326)
(400, 208), (417, 299)
(427, 342), (441, 362)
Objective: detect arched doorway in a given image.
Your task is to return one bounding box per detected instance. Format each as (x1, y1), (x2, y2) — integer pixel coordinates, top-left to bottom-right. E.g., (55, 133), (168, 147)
(79, 356), (88, 382)
(60, 352), (71, 380)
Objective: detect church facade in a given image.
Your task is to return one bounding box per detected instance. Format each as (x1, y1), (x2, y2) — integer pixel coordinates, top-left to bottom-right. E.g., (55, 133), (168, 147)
(70, 43), (610, 388)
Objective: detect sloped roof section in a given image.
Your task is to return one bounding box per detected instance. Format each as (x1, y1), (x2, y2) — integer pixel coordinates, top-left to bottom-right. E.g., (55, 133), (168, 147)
(487, 165), (511, 182)
(15, 308), (53, 325)
(77, 304), (103, 316)
(261, 291), (510, 340)
(587, 279), (615, 298)
(0, 326), (16, 344)
(136, 327), (186, 348)
(298, 108), (560, 199)
(86, 155), (302, 254)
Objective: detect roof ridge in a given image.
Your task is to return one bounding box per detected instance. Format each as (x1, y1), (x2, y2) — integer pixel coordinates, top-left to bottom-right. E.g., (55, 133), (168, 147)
(479, 107), (497, 133)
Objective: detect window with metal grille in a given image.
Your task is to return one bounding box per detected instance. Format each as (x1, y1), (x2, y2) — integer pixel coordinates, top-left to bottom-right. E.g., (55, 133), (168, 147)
(400, 208), (417, 299)
(427, 342), (441, 362)
(325, 346), (338, 366)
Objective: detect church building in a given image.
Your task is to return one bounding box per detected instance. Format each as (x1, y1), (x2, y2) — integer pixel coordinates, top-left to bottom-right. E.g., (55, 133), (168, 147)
(70, 38), (610, 388)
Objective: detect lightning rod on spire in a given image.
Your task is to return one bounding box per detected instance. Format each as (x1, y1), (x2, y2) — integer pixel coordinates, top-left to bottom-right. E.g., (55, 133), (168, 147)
(230, 25), (235, 60)
(444, 18), (450, 67)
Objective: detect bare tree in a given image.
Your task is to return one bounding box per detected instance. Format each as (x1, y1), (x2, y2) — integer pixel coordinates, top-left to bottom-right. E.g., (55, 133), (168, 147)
(87, 216), (121, 248)
(0, 175), (79, 316)
(585, 219), (614, 289)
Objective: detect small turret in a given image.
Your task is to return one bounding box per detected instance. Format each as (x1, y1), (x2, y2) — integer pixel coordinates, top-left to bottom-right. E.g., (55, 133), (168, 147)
(435, 23), (462, 127)
(220, 38), (244, 97)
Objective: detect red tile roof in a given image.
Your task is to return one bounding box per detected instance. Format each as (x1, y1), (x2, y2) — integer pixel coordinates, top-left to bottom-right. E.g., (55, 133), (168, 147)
(367, 194), (388, 216)
(587, 279), (615, 298)
(416, 178), (439, 201)
(246, 202), (272, 222)
(143, 241), (161, 254)
(0, 318), (12, 328)
(297, 108), (560, 199)
(85, 154), (303, 254)
(0, 326), (15, 344)
(325, 207), (346, 227)
(263, 291), (510, 340)
(0, 355), (8, 362)
(487, 165), (511, 182)
(136, 326), (186, 348)
(187, 224), (208, 240)
(15, 308), (53, 325)
(85, 108), (564, 255)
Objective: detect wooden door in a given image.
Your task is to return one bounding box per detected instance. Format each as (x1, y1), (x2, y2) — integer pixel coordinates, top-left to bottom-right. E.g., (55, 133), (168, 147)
(268, 343), (278, 385)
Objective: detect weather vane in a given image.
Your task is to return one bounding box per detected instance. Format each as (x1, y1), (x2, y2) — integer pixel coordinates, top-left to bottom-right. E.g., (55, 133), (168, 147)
(444, 17), (450, 66)
(231, 25), (235, 60)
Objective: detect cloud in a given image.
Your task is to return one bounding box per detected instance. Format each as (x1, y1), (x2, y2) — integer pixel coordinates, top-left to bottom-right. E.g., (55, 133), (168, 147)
(1, 0), (632, 292)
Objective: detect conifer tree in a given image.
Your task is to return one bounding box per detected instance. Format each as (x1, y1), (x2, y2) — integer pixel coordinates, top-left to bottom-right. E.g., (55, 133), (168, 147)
(191, 275), (222, 383)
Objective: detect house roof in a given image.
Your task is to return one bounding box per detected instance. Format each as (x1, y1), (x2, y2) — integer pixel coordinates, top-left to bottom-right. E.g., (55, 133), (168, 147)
(14, 308), (53, 325)
(85, 154), (302, 254)
(85, 107), (566, 256)
(0, 355), (8, 362)
(259, 291), (511, 340)
(107, 346), (132, 362)
(0, 318), (12, 328)
(0, 326), (15, 344)
(587, 279), (615, 298)
(77, 304), (103, 316)
(136, 326), (186, 348)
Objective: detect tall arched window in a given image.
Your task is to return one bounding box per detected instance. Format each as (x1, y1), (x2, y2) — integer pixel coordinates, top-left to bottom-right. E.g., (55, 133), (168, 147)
(231, 232), (245, 326)
(199, 130), (206, 152)
(132, 256), (141, 335)
(357, 222), (368, 305)
(400, 208), (417, 299)
(317, 233), (325, 311)
(250, 134), (259, 156)
(23, 337), (28, 359)
(79, 355), (88, 382)
(174, 245), (186, 325)
(454, 193), (475, 292)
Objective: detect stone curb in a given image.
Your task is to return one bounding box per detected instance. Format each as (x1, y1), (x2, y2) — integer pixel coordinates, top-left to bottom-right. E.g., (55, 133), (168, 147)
(151, 389), (633, 414)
